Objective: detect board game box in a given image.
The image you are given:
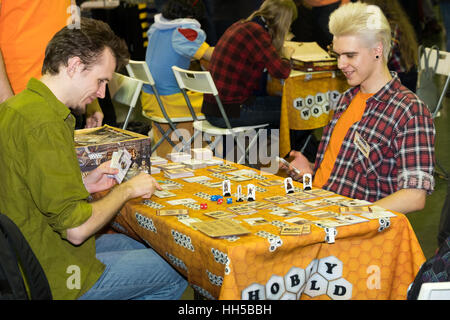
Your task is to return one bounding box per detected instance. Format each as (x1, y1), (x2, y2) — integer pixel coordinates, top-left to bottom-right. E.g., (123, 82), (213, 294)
(74, 125), (151, 173)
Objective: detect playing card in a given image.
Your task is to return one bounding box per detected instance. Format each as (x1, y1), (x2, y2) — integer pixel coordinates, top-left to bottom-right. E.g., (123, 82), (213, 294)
(203, 211), (237, 219)
(244, 217), (270, 226)
(157, 209), (189, 216)
(153, 190), (177, 198)
(280, 226), (303, 236)
(335, 214), (369, 225)
(111, 149), (132, 184)
(192, 219), (250, 237)
(339, 206), (372, 214)
(183, 176), (212, 183)
(166, 198), (197, 205)
(264, 195), (293, 204)
(308, 210), (339, 218)
(258, 180), (284, 187)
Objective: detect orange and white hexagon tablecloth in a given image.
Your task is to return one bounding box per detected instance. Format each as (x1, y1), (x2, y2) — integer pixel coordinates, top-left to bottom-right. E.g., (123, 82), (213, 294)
(106, 161), (425, 300)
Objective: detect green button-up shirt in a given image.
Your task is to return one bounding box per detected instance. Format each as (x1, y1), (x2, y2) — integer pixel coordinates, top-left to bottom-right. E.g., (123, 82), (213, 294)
(0, 78), (104, 299)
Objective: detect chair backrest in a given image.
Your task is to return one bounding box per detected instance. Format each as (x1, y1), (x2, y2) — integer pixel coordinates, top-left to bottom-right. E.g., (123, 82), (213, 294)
(108, 72), (144, 130)
(171, 65), (219, 96)
(418, 282), (450, 300)
(125, 60), (155, 86)
(419, 47), (450, 77)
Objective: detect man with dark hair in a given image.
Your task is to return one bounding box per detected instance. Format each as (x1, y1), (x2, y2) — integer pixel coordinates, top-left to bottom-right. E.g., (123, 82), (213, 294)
(0, 18), (187, 300)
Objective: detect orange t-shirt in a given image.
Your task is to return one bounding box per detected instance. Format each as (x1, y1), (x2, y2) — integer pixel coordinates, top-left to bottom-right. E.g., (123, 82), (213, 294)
(313, 91), (374, 188)
(0, 0), (71, 94)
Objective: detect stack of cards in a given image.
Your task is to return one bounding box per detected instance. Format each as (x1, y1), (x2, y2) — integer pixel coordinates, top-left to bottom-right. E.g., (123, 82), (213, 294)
(167, 152), (191, 162)
(192, 148), (213, 161)
(182, 159), (206, 169)
(150, 156), (168, 165)
(110, 149), (132, 183)
(164, 168), (194, 179)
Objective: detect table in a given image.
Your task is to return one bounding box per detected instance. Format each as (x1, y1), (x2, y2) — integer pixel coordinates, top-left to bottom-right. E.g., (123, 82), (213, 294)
(267, 70), (350, 157)
(105, 161), (425, 300)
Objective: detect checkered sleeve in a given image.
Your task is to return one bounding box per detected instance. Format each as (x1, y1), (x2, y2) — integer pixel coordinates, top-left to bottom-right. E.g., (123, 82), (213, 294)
(394, 102), (435, 194)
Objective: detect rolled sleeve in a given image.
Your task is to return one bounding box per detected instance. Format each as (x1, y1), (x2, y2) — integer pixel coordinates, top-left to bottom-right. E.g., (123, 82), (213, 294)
(395, 114), (436, 194)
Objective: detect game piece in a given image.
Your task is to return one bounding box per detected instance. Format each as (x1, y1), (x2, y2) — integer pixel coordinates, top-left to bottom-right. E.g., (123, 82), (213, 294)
(247, 184), (256, 201)
(217, 198), (224, 204)
(284, 177), (295, 194)
(226, 198), (233, 204)
(222, 179), (231, 197)
(236, 185), (244, 202)
(303, 173), (312, 190)
(200, 203), (207, 209)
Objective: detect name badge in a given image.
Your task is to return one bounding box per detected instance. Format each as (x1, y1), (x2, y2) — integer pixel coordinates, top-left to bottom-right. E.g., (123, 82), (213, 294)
(354, 132), (370, 158)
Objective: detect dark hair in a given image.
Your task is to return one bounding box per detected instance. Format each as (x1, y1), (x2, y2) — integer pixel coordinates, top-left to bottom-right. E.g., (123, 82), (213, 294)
(161, 0), (205, 21)
(42, 18), (130, 75)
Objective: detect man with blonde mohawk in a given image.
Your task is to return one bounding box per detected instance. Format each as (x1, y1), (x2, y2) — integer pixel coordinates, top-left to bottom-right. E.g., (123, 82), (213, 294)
(284, 2), (435, 214)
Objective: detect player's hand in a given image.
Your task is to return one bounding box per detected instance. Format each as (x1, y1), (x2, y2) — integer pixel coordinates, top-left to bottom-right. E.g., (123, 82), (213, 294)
(123, 172), (162, 199)
(83, 160), (118, 193)
(287, 150), (314, 181)
(85, 111), (104, 128)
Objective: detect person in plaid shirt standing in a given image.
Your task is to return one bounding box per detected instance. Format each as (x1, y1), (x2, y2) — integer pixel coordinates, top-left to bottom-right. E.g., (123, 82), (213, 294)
(285, 2), (435, 214)
(201, 0), (297, 133)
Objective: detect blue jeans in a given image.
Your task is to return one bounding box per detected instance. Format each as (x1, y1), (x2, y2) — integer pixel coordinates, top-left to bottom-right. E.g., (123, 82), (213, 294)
(78, 234), (187, 300)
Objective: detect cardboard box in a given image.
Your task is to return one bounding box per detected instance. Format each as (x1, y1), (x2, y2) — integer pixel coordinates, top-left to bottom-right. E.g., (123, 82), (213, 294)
(74, 125), (151, 173)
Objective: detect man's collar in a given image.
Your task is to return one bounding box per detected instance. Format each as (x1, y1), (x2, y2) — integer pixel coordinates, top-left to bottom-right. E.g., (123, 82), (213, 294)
(27, 78), (72, 121)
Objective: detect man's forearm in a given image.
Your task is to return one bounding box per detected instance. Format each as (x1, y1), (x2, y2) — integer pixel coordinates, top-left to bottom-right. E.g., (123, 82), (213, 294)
(373, 188), (427, 214)
(66, 183), (132, 245)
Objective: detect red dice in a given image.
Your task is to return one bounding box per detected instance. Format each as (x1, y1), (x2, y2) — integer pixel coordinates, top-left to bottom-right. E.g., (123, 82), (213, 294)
(200, 203), (208, 209)
(217, 198), (223, 204)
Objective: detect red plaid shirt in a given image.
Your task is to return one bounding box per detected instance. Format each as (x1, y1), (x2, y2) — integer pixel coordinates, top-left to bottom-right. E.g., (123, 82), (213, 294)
(202, 20), (291, 118)
(314, 73), (435, 202)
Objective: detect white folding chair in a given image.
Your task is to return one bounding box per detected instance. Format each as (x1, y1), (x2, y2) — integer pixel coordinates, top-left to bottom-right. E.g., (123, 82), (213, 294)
(126, 60), (199, 153)
(171, 65), (269, 166)
(108, 72), (143, 131)
(419, 47), (450, 180)
(417, 282), (450, 300)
